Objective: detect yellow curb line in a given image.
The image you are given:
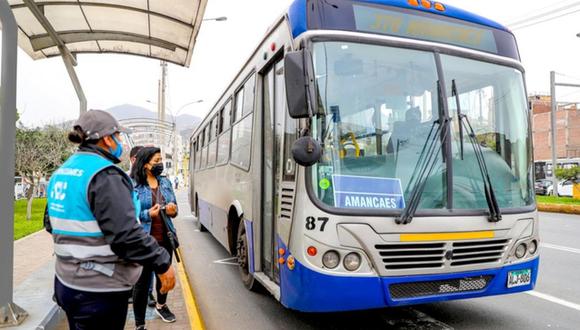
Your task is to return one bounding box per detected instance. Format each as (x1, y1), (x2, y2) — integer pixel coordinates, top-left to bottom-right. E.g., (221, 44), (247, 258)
(175, 248), (205, 330)
(537, 203), (580, 215)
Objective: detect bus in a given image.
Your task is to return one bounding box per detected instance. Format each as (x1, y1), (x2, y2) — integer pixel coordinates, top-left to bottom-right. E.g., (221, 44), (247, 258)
(189, 0), (538, 312)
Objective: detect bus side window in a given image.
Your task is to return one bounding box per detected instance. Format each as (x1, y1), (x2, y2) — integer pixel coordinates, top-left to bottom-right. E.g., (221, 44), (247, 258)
(234, 89), (244, 123)
(242, 74), (256, 116)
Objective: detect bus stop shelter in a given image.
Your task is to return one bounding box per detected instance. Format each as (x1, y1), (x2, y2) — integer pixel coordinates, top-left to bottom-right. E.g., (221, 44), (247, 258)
(0, 0), (207, 326)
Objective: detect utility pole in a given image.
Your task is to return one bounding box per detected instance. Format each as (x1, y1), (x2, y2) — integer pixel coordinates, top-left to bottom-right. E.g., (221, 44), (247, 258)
(549, 71), (580, 196)
(158, 61), (167, 154)
(550, 71), (558, 196)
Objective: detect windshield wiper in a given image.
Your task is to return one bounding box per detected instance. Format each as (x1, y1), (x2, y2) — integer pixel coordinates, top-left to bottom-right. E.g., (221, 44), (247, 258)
(396, 81), (450, 225)
(451, 80), (464, 160)
(452, 80), (502, 222)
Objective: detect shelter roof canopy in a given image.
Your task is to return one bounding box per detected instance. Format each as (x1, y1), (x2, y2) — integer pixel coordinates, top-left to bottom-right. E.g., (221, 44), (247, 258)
(9, 0), (207, 67)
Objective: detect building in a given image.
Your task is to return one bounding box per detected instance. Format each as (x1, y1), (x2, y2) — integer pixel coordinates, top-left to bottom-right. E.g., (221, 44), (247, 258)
(530, 95), (580, 178)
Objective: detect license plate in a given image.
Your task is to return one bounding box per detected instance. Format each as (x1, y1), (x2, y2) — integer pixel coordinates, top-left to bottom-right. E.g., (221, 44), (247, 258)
(507, 269), (532, 288)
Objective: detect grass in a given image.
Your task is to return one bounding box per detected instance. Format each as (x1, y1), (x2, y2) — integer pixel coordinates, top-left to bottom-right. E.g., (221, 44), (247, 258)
(14, 198), (47, 240)
(536, 195), (580, 206)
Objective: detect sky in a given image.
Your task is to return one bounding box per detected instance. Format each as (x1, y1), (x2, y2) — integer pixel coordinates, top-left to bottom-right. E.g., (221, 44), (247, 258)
(12, 0), (580, 126)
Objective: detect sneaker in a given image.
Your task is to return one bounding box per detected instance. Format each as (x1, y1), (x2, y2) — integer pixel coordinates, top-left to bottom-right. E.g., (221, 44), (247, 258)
(136, 325), (146, 330)
(147, 293), (156, 307)
(155, 304), (176, 323)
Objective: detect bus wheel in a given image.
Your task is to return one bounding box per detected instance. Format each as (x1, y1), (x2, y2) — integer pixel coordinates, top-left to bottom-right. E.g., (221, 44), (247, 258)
(236, 222), (260, 291)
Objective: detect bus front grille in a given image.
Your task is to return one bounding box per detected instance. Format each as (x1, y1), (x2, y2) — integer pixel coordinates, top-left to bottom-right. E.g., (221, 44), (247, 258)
(389, 275), (494, 299)
(450, 239), (510, 267)
(375, 243), (446, 270)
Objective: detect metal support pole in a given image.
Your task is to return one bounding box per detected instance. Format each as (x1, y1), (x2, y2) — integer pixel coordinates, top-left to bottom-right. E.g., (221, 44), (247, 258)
(550, 71), (559, 196)
(60, 46), (87, 114)
(0, 0), (28, 326)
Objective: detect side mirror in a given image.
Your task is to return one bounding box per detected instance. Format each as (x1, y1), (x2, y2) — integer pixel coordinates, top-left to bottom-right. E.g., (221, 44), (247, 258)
(292, 136), (322, 167)
(284, 50), (316, 119)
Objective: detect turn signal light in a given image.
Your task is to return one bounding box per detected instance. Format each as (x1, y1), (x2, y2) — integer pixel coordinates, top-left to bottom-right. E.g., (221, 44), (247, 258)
(421, 0), (432, 9)
(434, 2), (445, 11)
(278, 248), (285, 256)
(287, 256), (296, 270)
(307, 246), (318, 256)
(278, 257), (285, 264)
(408, 0), (419, 6)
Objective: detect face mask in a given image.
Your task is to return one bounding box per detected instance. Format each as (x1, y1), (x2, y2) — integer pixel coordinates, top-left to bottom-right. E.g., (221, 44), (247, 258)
(150, 163), (164, 177)
(109, 135), (123, 159)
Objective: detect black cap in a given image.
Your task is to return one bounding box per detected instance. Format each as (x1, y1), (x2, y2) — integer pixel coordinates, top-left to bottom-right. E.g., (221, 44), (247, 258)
(74, 110), (129, 140)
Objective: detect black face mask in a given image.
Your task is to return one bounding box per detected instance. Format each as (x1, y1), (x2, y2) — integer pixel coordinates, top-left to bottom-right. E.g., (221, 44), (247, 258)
(150, 163), (164, 177)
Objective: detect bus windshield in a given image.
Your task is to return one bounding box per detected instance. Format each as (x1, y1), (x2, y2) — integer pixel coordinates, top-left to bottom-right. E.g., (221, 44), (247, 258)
(310, 41), (534, 213)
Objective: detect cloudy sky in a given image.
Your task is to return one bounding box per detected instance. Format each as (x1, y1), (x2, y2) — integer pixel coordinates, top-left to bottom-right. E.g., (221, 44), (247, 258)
(13, 0), (580, 126)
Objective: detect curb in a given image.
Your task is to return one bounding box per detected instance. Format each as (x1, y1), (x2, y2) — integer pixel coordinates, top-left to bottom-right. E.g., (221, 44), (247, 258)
(175, 248), (205, 330)
(36, 303), (64, 330)
(538, 203), (580, 215)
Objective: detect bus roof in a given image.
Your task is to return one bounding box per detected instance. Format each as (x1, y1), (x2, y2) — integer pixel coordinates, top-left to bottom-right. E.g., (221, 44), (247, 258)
(288, 0), (510, 39)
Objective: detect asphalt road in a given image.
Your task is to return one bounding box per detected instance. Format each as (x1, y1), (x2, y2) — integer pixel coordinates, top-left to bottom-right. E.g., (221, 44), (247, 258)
(174, 191), (580, 330)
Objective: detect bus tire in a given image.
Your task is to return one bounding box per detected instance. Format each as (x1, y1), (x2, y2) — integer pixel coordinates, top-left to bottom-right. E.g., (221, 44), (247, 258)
(236, 222), (260, 291)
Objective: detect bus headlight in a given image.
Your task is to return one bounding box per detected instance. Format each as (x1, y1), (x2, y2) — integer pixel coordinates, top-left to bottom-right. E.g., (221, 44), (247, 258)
(343, 253), (361, 271)
(528, 240), (538, 255)
(322, 250), (340, 269)
(515, 243), (527, 258)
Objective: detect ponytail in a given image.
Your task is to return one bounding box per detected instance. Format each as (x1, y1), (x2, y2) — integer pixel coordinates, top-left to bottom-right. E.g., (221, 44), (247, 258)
(68, 126), (86, 144)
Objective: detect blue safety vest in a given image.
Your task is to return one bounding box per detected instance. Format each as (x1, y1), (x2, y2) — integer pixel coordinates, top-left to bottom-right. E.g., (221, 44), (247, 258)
(47, 152), (142, 292)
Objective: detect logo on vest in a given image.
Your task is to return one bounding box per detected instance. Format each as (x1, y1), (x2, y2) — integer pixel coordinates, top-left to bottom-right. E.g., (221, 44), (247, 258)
(51, 181), (68, 201)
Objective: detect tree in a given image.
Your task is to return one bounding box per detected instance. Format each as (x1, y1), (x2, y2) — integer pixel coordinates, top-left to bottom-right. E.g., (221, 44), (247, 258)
(555, 166), (580, 182)
(15, 125), (74, 220)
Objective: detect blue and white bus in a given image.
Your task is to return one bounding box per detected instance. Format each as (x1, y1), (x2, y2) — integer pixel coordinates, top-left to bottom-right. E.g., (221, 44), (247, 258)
(189, 0), (538, 312)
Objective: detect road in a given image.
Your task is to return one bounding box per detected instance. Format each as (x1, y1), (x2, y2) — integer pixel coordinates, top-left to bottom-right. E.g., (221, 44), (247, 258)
(174, 191), (580, 330)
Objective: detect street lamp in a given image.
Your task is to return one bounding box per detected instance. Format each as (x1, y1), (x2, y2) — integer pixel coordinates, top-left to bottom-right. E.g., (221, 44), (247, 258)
(203, 16), (227, 22)
(146, 99), (204, 119)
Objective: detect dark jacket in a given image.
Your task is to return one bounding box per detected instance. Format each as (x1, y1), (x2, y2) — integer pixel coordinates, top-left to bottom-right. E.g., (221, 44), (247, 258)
(44, 144), (171, 274)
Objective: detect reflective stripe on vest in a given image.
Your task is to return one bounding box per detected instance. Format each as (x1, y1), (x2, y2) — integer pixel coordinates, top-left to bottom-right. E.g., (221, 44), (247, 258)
(47, 152), (142, 292)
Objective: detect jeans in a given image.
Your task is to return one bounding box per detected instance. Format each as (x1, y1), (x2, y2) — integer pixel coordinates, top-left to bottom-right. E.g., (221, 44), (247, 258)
(132, 240), (173, 326)
(54, 277), (131, 330)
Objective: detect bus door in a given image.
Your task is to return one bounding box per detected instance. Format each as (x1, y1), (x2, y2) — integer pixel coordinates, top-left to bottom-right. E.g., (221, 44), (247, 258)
(262, 59), (294, 283)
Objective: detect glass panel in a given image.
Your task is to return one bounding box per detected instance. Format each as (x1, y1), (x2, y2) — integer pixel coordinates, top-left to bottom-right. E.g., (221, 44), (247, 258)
(230, 114), (254, 170)
(208, 118), (214, 141)
(200, 146), (207, 169)
(243, 74), (256, 116)
(217, 130), (231, 165)
(262, 68), (275, 276)
(222, 99), (232, 130)
(311, 41), (444, 211)
(207, 140), (217, 168)
(234, 89), (244, 123)
(442, 55), (533, 209)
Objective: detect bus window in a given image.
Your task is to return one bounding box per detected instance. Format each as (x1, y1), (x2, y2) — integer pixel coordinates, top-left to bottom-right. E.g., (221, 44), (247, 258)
(195, 139), (202, 171)
(221, 99), (232, 131)
(231, 113), (254, 170)
(208, 118), (215, 141)
(243, 74), (256, 116)
(234, 89), (244, 123)
(208, 140), (217, 168)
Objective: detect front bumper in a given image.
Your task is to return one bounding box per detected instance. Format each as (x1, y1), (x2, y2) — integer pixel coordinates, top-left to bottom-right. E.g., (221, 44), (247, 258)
(280, 256), (539, 312)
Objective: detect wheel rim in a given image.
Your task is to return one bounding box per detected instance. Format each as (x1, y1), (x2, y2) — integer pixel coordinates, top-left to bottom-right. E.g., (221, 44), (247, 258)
(236, 229), (248, 274)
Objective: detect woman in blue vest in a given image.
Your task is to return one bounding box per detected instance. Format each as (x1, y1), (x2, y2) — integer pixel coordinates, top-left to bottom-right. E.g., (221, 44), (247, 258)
(131, 147), (179, 328)
(44, 110), (176, 330)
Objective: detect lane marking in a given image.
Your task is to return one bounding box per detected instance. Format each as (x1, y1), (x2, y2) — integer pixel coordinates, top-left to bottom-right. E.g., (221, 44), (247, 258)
(526, 291), (580, 312)
(541, 243), (580, 255)
(213, 257), (238, 266)
(175, 248), (206, 330)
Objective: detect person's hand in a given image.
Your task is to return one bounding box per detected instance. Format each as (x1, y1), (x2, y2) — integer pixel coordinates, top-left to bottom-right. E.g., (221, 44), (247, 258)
(158, 266), (176, 294)
(149, 204), (161, 218)
(165, 203), (177, 217)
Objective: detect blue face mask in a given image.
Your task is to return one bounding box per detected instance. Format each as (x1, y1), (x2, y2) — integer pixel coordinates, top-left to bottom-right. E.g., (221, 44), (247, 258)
(109, 135), (123, 159)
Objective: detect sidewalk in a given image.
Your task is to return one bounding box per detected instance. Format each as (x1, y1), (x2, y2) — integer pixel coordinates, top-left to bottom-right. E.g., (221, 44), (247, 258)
(12, 200), (192, 330)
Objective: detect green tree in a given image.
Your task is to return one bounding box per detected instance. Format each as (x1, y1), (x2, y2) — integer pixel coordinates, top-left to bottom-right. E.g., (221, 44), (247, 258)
(555, 166), (580, 181)
(15, 125), (74, 219)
